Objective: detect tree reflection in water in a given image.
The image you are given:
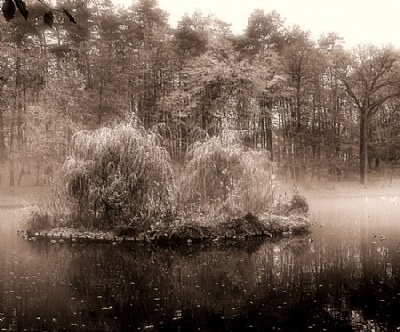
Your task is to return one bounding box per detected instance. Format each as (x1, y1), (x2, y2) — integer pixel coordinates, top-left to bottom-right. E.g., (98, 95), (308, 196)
(2, 195), (400, 331)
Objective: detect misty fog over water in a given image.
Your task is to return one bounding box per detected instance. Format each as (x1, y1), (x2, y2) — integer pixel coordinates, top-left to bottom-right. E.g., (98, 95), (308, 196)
(1, 187), (400, 331)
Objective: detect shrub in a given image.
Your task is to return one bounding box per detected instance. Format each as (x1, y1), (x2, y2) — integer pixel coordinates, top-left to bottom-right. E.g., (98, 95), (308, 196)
(56, 121), (176, 228)
(284, 194), (309, 215)
(23, 205), (53, 232)
(179, 130), (273, 220)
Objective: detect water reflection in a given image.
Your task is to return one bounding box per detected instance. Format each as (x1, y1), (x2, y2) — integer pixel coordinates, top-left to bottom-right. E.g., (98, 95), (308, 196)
(2, 194), (400, 331)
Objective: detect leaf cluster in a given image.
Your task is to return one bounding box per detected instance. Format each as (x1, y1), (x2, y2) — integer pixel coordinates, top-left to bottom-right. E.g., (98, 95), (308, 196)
(1, 0), (76, 27)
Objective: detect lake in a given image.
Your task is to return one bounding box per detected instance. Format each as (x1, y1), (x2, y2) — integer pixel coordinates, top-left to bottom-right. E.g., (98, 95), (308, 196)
(1, 190), (400, 331)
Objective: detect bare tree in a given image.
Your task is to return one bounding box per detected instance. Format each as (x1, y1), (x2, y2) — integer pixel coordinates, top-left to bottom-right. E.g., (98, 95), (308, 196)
(340, 45), (400, 184)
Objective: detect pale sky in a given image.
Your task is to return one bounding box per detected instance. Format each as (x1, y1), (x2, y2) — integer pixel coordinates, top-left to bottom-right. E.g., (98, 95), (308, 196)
(113, 0), (400, 48)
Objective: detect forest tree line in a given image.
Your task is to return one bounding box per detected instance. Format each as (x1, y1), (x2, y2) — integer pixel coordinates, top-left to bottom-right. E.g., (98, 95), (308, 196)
(1, 0), (400, 186)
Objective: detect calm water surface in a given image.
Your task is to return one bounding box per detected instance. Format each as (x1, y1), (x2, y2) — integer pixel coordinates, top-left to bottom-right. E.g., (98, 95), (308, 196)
(2, 193), (400, 331)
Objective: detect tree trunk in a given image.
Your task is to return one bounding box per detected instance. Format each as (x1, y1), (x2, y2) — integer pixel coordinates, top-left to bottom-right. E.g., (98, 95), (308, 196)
(17, 167), (25, 186)
(267, 114), (273, 161)
(384, 123), (391, 185)
(359, 110), (368, 185)
(9, 159), (15, 187)
(0, 114), (7, 162)
(98, 81), (104, 125)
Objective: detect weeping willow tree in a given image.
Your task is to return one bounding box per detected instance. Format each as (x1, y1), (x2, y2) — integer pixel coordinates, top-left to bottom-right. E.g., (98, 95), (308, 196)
(180, 130), (273, 219)
(26, 121), (309, 237)
(56, 121), (175, 228)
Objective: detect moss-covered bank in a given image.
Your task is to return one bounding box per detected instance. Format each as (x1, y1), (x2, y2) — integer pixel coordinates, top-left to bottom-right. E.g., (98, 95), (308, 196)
(21, 195), (310, 245)
(146, 212), (310, 244)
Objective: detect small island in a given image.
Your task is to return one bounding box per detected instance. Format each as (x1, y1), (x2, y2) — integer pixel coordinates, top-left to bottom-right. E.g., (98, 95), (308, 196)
(22, 121), (310, 245)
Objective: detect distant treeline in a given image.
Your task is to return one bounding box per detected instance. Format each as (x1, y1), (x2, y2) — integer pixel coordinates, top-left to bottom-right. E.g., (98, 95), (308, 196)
(1, 0), (400, 185)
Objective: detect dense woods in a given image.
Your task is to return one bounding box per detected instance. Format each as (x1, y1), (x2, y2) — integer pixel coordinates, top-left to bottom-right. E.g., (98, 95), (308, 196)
(2, 0), (400, 187)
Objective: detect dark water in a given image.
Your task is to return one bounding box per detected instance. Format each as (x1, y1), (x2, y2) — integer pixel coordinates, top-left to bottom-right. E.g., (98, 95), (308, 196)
(2, 193), (400, 331)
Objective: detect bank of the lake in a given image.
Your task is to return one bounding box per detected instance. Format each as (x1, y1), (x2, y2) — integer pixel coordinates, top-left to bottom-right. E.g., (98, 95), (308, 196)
(21, 209), (310, 245)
